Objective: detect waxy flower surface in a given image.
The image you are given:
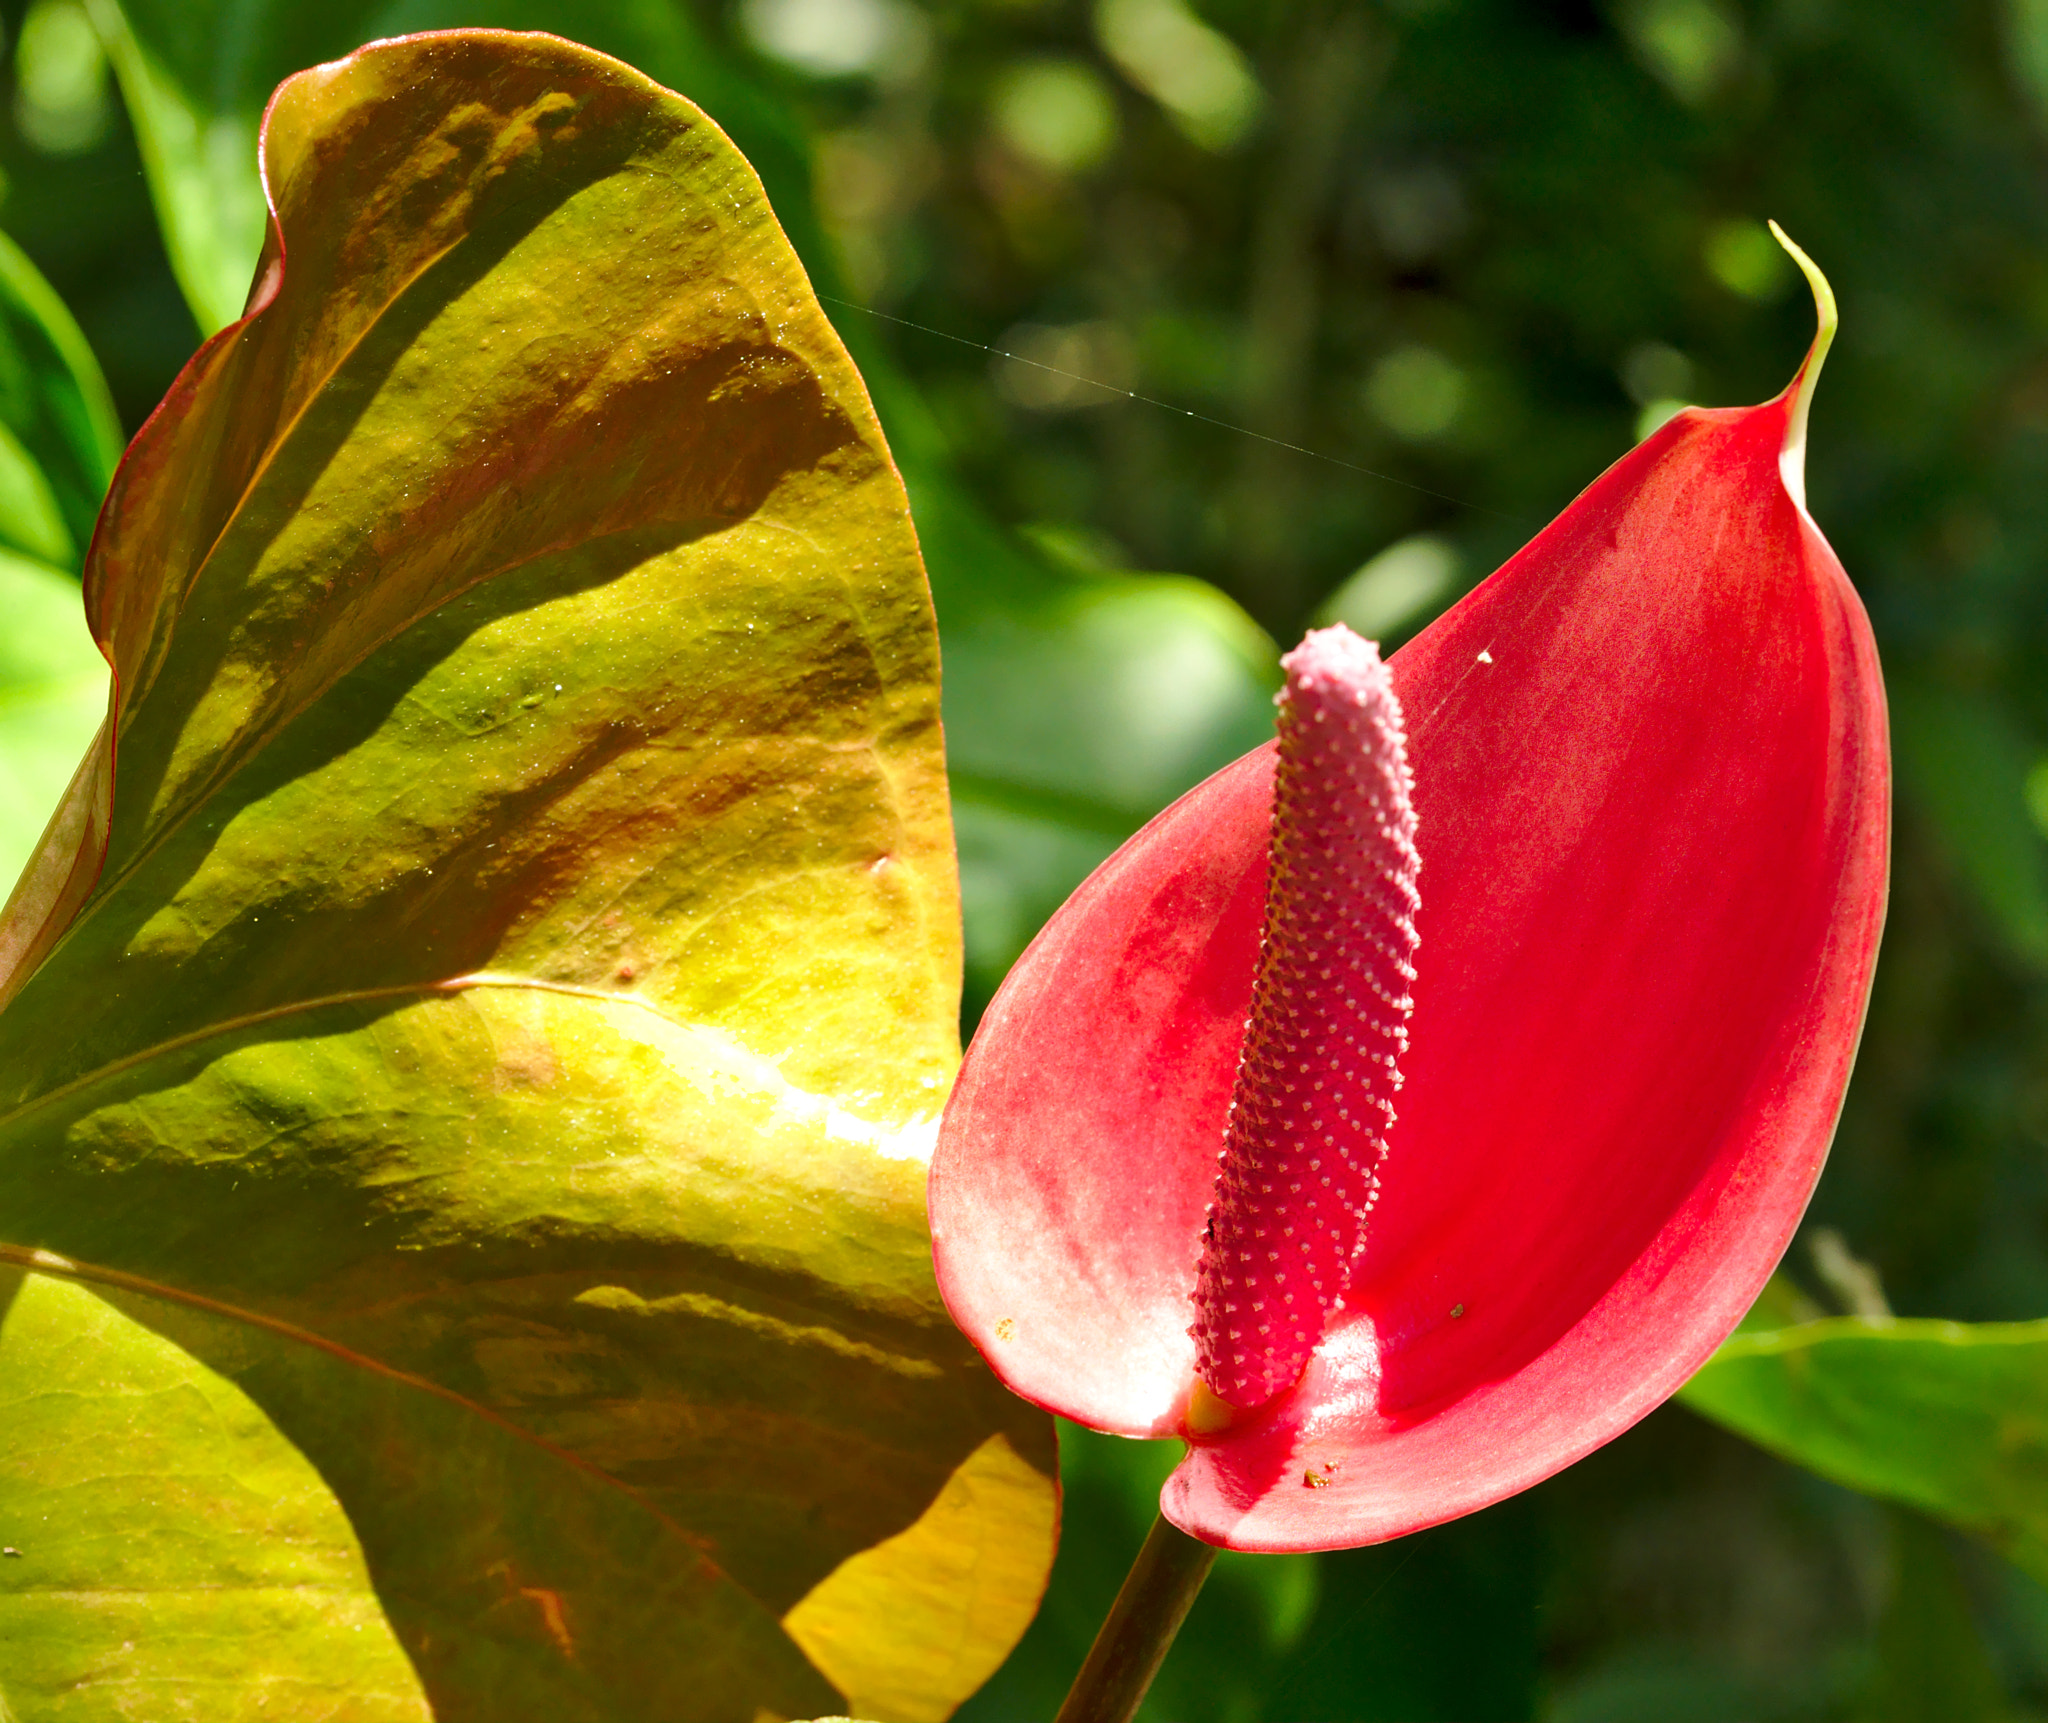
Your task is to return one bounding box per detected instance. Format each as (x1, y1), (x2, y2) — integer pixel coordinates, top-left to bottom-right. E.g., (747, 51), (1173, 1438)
(930, 258), (1890, 1552)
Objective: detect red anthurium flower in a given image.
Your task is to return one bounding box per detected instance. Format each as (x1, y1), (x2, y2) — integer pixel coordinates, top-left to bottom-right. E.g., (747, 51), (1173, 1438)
(930, 238), (1888, 1553)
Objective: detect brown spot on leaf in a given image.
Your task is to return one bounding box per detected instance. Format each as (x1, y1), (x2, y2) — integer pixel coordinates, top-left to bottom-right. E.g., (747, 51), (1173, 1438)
(520, 1587), (576, 1661)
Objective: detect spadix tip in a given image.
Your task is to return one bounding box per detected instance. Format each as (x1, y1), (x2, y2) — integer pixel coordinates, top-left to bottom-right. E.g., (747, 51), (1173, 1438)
(1281, 623), (1389, 699)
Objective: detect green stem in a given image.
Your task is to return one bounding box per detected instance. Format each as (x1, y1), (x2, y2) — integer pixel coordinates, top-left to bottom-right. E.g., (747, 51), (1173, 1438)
(1054, 1512), (1218, 1723)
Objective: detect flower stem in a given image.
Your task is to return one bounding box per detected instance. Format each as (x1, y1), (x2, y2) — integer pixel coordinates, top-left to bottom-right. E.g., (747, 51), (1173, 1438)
(1054, 1512), (1218, 1723)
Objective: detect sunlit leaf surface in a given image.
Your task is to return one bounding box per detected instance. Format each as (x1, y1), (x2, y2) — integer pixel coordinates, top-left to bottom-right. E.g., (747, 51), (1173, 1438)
(0, 1267), (431, 1721)
(0, 30), (1052, 1720)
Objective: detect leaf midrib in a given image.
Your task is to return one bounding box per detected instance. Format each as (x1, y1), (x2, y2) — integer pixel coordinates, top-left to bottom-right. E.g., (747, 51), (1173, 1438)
(0, 971), (729, 1140)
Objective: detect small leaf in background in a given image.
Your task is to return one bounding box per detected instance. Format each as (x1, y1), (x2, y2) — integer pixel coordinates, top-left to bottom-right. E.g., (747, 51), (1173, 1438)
(0, 555), (107, 898)
(0, 232), (120, 904)
(14, 0), (116, 156)
(1870, 1507), (2006, 1723)
(0, 30), (1051, 1720)
(1890, 674), (2048, 969)
(1094, 0), (1265, 153)
(1311, 532), (1461, 644)
(923, 497), (1277, 1007)
(925, 526), (1278, 1026)
(81, 0), (328, 335)
(2007, 0), (2048, 127)
(945, 566), (1273, 820)
(1682, 1312), (2048, 1585)
(0, 227), (122, 568)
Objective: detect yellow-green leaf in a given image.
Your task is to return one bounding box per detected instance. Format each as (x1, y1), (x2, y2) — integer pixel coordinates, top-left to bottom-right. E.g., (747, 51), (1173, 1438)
(0, 1265), (433, 1722)
(0, 30), (1051, 1720)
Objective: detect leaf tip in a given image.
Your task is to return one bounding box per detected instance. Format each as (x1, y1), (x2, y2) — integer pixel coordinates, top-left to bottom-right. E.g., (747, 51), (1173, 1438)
(1769, 221), (1837, 511)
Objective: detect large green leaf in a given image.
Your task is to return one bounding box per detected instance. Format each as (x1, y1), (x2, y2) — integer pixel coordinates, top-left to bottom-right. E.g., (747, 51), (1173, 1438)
(0, 30), (1052, 1721)
(0, 229), (122, 569)
(1681, 1307), (2048, 1583)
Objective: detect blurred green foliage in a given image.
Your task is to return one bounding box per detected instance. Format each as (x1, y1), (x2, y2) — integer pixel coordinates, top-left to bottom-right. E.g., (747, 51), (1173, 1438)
(8, 0), (2048, 1716)
(1685, 1304), (2048, 1588)
(0, 552), (103, 890)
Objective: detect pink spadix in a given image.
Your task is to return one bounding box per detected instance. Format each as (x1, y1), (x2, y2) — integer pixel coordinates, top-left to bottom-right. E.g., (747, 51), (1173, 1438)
(1193, 628), (1419, 1410)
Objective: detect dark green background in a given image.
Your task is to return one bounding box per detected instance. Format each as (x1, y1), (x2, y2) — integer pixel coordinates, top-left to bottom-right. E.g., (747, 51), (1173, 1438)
(6, 0), (2048, 1716)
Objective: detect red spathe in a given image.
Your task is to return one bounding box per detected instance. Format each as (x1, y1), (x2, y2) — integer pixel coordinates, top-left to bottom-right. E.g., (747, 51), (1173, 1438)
(930, 358), (1889, 1551)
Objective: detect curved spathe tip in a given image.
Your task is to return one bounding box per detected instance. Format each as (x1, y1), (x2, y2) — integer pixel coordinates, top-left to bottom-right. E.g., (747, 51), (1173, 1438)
(1770, 221), (1837, 512)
